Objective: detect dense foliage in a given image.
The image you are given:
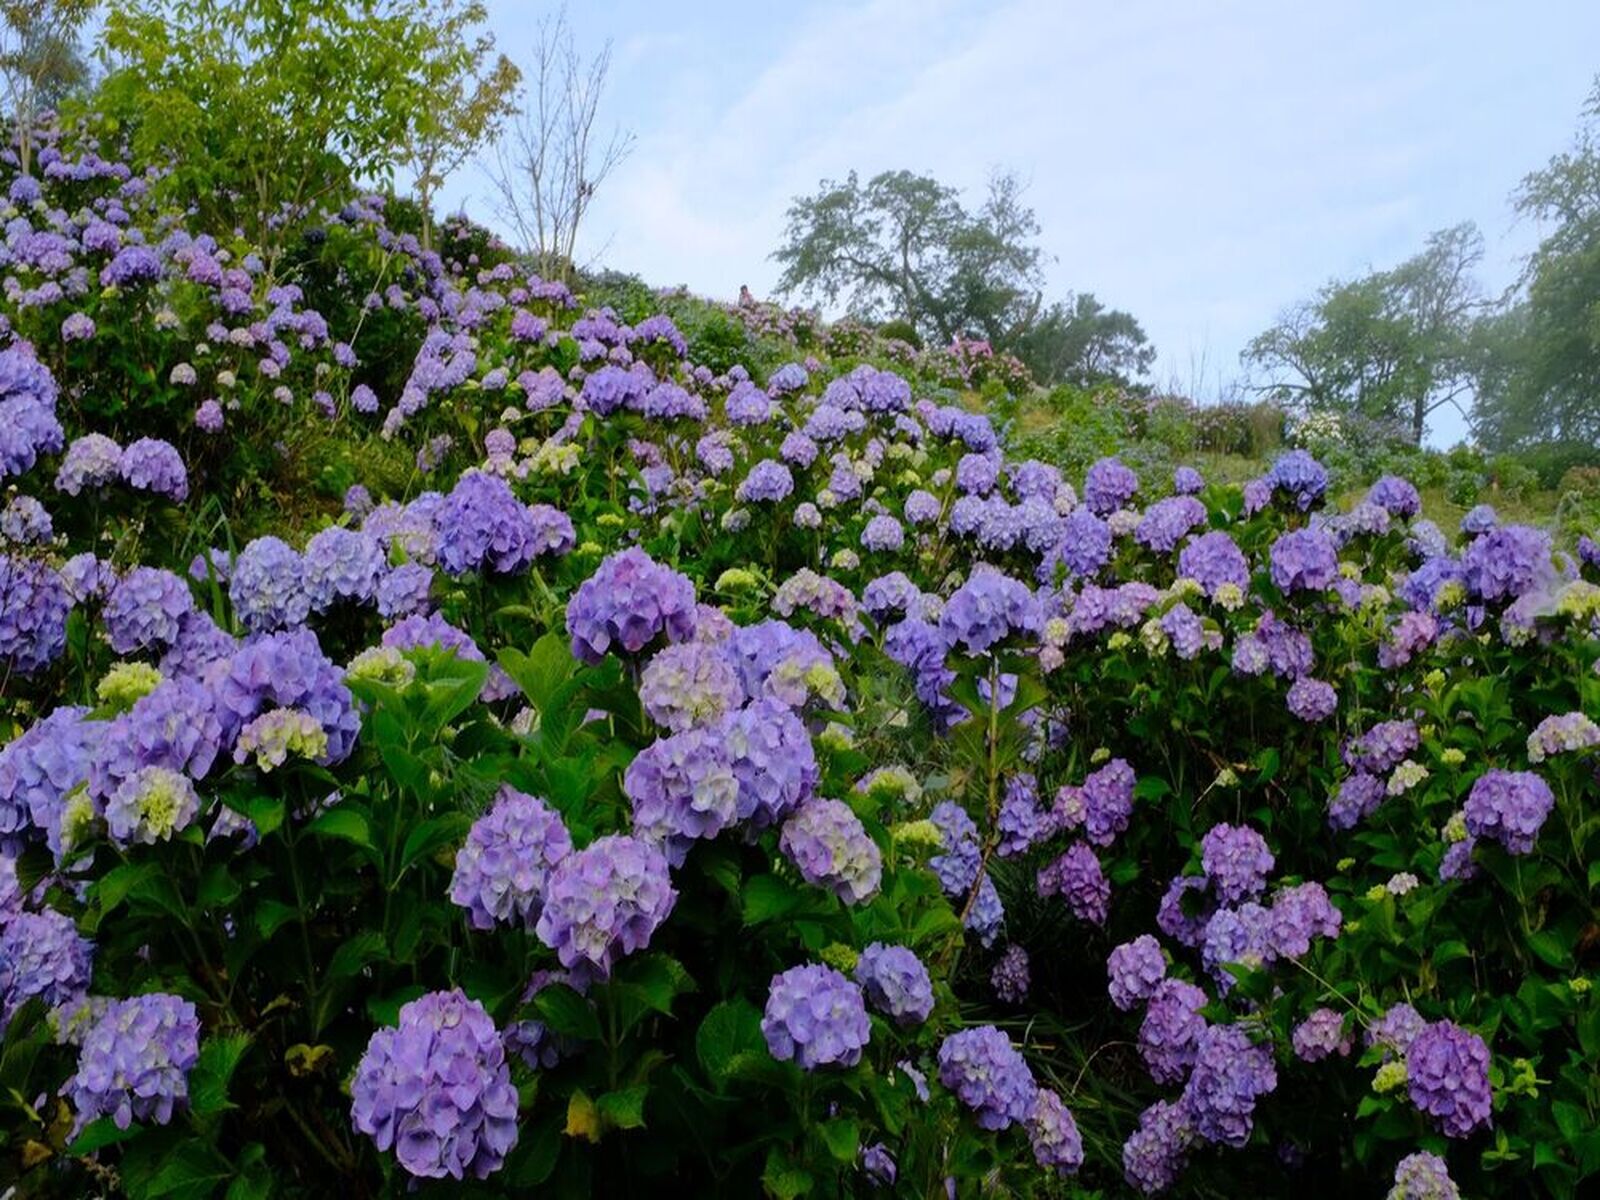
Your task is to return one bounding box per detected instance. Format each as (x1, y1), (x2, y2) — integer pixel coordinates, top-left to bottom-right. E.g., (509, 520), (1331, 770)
(0, 117), (1597, 1200)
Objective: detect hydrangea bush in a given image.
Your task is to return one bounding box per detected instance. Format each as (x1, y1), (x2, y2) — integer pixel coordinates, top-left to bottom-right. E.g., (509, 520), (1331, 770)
(0, 118), (1596, 1200)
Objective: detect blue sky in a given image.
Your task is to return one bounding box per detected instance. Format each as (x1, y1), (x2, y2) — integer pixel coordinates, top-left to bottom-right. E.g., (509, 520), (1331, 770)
(442, 1), (1600, 446)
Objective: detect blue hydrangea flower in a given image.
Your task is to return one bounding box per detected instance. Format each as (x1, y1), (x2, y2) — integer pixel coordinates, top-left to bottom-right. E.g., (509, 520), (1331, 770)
(119, 438), (188, 501)
(230, 536), (309, 631)
(1406, 1020), (1492, 1138)
(937, 1025), (1037, 1130)
(535, 834), (677, 981)
(350, 989), (519, 1179)
(761, 963), (870, 1070)
(449, 787), (573, 930)
(104, 567), (194, 655)
(0, 909), (92, 1029)
(854, 943), (934, 1026)
(64, 993), (200, 1131)
(779, 797), (882, 904)
(567, 548), (697, 664)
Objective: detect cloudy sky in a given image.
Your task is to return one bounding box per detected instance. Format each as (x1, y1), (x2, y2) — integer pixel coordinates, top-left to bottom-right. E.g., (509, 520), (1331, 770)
(442, 1), (1600, 446)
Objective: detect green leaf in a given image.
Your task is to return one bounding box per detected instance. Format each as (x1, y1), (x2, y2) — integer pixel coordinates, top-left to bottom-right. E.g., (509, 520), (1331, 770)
(1527, 930), (1573, 969)
(763, 1149), (814, 1200)
(190, 1033), (251, 1118)
(69, 1116), (143, 1155)
(595, 1084), (649, 1130)
(142, 1141), (235, 1200)
(196, 863), (241, 911)
(231, 794), (285, 838)
(695, 998), (765, 1084)
(499, 632), (575, 714)
(816, 1117), (859, 1163)
(399, 812), (472, 872)
(328, 932), (388, 980)
(305, 806), (374, 852)
(91, 861), (161, 919)
(742, 874), (802, 924)
(421, 659), (490, 728)
(534, 985), (602, 1041)
(254, 899), (300, 940)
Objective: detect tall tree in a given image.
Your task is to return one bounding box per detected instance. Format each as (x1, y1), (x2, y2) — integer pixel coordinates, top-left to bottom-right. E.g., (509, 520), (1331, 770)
(773, 168), (1045, 347)
(1472, 77), (1600, 450)
(1010, 292), (1154, 386)
(0, 0), (97, 175)
(486, 8), (633, 283)
(394, 0), (519, 252)
(1244, 223), (1485, 443)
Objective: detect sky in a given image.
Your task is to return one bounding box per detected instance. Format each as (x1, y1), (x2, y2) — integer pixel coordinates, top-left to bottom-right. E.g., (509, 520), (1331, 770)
(440, 0), (1600, 447)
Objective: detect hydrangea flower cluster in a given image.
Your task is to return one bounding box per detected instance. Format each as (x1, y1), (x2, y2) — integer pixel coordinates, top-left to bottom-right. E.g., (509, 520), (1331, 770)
(566, 547), (696, 663)
(761, 964), (870, 1070)
(64, 993), (200, 1131)
(350, 990), (519, 1179)
(779, 797), (882, 904)
(535, 834), (677, 981)
(937, 1025), (1037, 1130)
(449, 787), (573, 930)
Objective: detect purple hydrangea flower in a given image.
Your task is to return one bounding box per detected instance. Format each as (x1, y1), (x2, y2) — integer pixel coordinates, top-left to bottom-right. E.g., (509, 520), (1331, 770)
(1388, 1152), (1461, 1200)
(861, 1143), (896, 1186)
(861, 514), (904, 552)
(230, 537), (309, 631)
(1046, 507), (1113, 580)
(939, 568), (1042, 655)
(0, 909), (92, 1027)
(736, 459), (794, 504)
(1136, 496), (1206, 554)
(567, 548), (697, 664)
(64, 993), (199, 1130)
(718, 699), (818, 829)
(930, 800), (981, 896)
(1266, 449), (1328, 510)
(1037, 843), (1110, 924)
(302, 527), (385, 611)
(780, 797), (882, 904)
(1368, 474), (1422, 517)
(1108, 935), (1167, 1011)
(0, 556), (69, 674)
(1287, 676), (1337, 722)
(1460, 525), (1551, 604)
(761, 963), (870, 1070)
(937, 1025), (1037, 1130)
(214, 629), (359, 764)
(104, 567), (194, 655)
(1028, 1089), (1084, 1176)
(535, 834), (677, 981)
(1173, 466), (1204, 495)
(990, 944), (1030, 1003)
(1270, 527), (1339, 593)
(624, 727), (739, 860)
(1291, 1007), (1351, 1062)
(1138, 978), (1208, 1085)
(1267, 881), (1342, 958)
(1369, 1003), (1427, 1059)
(1182, 1023), (1278, 1147)
(1084, 457), (1138, 515)
(854, 943), (934, 1026)
(376, 563), (434, 618)
(119, 438), (188, 501)
(1081, 757), (1135, 847)
(1406, 1020), (1492, 1138)
(639, 641), (744, 732)
(1122, 1100), (1194, 1194)
(194, 399), (224, 432)
(54, 433), (123, 495)
(350, 990), (519, 1179)
(996, 772), (1044, 857)
(1200, 823), (1274, 905)
(436, 472), (545, 576)
(449, 787), (573, 930)
(1463, 769), (1554, 855)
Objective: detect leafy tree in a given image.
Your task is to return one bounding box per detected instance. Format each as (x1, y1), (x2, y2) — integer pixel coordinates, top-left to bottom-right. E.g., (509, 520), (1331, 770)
(393, 0), (519, 252)
(97, 0), (510, 254)
(1010, 292), (1154, 386)
(1472, 77), (1600, 450)
(1244, 223), (1485, 443)
(486, 8), (633, 283)
(0, 0), (97, 174)
(773, 168), (1044, 347)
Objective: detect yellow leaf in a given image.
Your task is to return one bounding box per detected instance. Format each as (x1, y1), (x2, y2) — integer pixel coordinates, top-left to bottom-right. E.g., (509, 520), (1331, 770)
(285, 1043), (336, 1078)
(564, 1089), (602, 1143)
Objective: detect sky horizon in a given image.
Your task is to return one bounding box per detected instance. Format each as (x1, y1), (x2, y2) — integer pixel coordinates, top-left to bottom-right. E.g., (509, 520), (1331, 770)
(439, 1), (1600, 448)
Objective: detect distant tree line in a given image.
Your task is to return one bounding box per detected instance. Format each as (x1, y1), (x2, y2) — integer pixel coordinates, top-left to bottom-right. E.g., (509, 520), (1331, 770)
(1245, 77), (1600, 456)
(772, 169), (1154, 389)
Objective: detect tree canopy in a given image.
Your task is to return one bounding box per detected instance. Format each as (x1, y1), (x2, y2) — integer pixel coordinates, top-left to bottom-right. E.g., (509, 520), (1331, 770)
(773, 168), (1151, 387)
(1243, 223), (1485, 444)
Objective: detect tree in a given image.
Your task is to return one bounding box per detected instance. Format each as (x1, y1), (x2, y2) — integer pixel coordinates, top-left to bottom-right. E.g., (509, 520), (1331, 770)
(393, 0), (519, 252)
(96, 0), (500, 254)
(0, 0), (97, 175)
(1244, 223), (1485, 443)
(1472, 77), (1600, 450)
(1011, 292), (1154, 386)
(773, 168), (1045, 347)
(486, 8), (633, 283)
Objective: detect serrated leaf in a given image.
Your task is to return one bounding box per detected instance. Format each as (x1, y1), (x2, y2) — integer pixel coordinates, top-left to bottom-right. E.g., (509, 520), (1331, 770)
(534, 985), (601, 1041)
(816, 1117), (859, 1163)
(68, 1116), (142, 1155)
(596, 1084), (648, 1130)
(305, 806), (373, 851)
(564, 1089), (602, 1143)
(742, 874), (801, 925)
(190, 1033), (251, 1117)
(399, 812), (471, 872)
(254, 899), (300, 940)
(327, 932), (387, 980)
(696, 998), (765, 1084)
